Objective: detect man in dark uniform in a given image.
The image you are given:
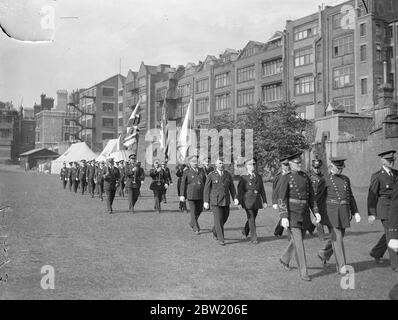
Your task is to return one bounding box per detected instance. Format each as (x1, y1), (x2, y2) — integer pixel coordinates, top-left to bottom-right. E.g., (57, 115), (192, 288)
(309, 159), (327, 239)
(203, 158), (239, 246)
(320, 157), (361, 275)
(60, 162), (68, 189)
(116, 160), (125, 197)
(388, 181), (398, 299)
(69, 162), (79, 193)
(272, 156), (290, 237)
(95, 161), (106, 201)
(125, 154), (145, 213)
(278, 152), (321, 281)
(368, 150), (398, 271)
(237, 158), (267, 244)
(78, 160), (88, 195)
(180, 155), (207, 235)
(149, 159), (168, 214)
(161, 160), (172, 203)
(87, 160), (96, 198)
(67, 162), (73, 191)
(103, 158), (121, 214)
(176, 162), (188, 212)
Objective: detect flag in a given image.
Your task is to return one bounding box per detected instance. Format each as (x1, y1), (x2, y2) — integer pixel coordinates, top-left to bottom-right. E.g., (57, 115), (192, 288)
(159, 89), (169, 159)
(177, 98), (193, 161)
(361, 0), (368, 14)
(123, 98), (141, 152)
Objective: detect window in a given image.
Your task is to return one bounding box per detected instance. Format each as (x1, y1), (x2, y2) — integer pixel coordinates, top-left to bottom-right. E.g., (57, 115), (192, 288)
(333, 9), (351, 29)
(64, 119), (70, 126)
(215, 93), (230, 111)
(102, 133), (114, 140)
(360, 44), (367, 61)
(102, 87), (114, 97)
(118, 90), (123, 97)
(177, 84), (191, 97)
(333, 35), (353, 57)
(386, 47), (394, 60)
(294, 22), (318, 41)
(237, 65), (255, 83)
(361, 78), (368, 95)
(376, 44), (382, 61)
(294, 47), (314, 67)
(295, 76), (314, 95)
(118, 118), (124, 127)
(390, 73), (395, 88)
(196, 98), (209, 114)
(87, 118), (92, 128)
(360, 23), (367, 36)
(385, 26), (393, 38)
(215, 73), (230, 88)
(317, 73), (323, 93)
(237, 88), (254, 107)
(64, 133), (70, 141)
(376, 77), (383, 89)
(196, 78), (209, 93)
(333, 65), (354, 88)
(334, 96), (355, 113)
(262, 59), (283, 76)
(332, 13), (342, 29)
(102, 103), (114, 113)
(0, 128), (10, 138)
(138, 77), (146, 87)
(118, 103), (123, 112)
(262, 83), (282, 102)
(102, 118), (114, 128)
(376, 24), (382, 36)
(241, 46), (256, 58)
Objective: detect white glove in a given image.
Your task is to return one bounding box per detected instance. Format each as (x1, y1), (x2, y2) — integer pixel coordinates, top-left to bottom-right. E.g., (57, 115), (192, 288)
(272, 204), (278, 210)
(315, 213), (321, 224)
(388, 239), (398, 252)
(263, 203), (268, 209)
(354, 213), (361, 223)
(281, 218), (289, 229)
(164, 184), (168, 189)
(368, 215), (376, 225)
(234, 199), (239, 206)
(179, 196), (185, 202)
(204, 202), (210, 210)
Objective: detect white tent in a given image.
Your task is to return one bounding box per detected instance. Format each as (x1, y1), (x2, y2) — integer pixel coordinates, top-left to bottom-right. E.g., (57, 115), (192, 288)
(51, 142), (98, 174)
(96, 139), (119, 162)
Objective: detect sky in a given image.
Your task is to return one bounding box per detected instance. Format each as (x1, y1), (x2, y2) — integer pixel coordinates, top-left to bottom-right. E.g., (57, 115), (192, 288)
(0, 0), (343, 109)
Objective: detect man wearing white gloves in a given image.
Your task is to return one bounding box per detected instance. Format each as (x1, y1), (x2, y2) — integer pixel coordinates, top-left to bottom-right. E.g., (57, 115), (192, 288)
(367, 150), (397, 271)
(321, 157), (361, 275)
(278, 152), (321, 282)
(203, 158), (239, 246)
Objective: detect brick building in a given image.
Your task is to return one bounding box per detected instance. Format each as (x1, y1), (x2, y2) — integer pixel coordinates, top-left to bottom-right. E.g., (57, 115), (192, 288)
(0, 101), (18, 163)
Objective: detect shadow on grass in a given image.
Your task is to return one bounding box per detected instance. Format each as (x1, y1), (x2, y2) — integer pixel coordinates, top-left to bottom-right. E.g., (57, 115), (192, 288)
(310, 259), (391, 279)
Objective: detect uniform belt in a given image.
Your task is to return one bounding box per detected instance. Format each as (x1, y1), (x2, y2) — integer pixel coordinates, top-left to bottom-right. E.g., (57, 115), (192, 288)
(379, 195), (391, 200)
(327, 199), (348, 205)
(289, 199), (308, 204)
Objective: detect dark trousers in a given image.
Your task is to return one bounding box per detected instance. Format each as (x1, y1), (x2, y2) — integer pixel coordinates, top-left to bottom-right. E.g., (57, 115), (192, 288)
(179, 201), (188, 212)
(370, 220), (398, 269)
(162, 188), (168, 202)
(119, 181), (125, 197)
(330, 228), (346, 272)
(281, 227), (308, 278)
(97, 181), (104, 199)
(62, 179), (67, 189)
(88, 178), (95, 197)
(105, 188), (116, 212)
(274, 219), (284, 236)
(73, 180), (79, 193)
(69, 179), (72, 191)
(212, 205), (230, 242)
(80, 179), (87, 194)
(243, 209), (258, 241)
(153, 190), (163, 211)
(318, 225), (333, 261)
(188, 199), (203, 232)
(127, 187), (140, 211)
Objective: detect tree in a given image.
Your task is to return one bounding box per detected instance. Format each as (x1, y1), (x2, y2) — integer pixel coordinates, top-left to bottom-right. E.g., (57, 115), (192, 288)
(207, 101), (313, 177)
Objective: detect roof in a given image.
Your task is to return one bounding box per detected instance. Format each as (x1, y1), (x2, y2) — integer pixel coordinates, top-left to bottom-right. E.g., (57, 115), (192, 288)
(20, 148), (58, 157)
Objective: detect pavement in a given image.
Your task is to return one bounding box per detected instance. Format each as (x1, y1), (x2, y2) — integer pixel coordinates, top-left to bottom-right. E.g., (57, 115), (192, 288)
(0, 165), (397, 300)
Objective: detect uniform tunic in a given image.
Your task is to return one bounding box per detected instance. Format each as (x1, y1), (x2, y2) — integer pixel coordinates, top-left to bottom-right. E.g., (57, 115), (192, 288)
(237, 174), (267, 210)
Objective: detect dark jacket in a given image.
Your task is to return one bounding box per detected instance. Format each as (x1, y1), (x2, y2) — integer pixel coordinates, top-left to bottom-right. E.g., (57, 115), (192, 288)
(78, 165), (87, 181)
(103, 166), (120, 190)
(237, 173), (267, 210)
(87, 165), (96, 180)
(149, 168), (167, 191)
(278, 171), (314, 229)
(181, 167), (206, 200)
(69, 167), (79, 181)
(388, 182), (398, 239)
(60, 167), (68, 180)
(176, 164), (187, 196)
(309, 171), (327, 221)
(367, 168), (398, 220)
(203, 170), (236, 207)
(125, 163), (145, 189)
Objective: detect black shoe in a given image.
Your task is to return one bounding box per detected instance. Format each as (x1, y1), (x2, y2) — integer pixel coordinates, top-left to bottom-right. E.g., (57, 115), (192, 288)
(370, 253), (384, 264)
(279, 259), (292, 271)
(212, 233), (218, 241)
(108, 211), (113, 214)
(392, 268), (398, 273)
